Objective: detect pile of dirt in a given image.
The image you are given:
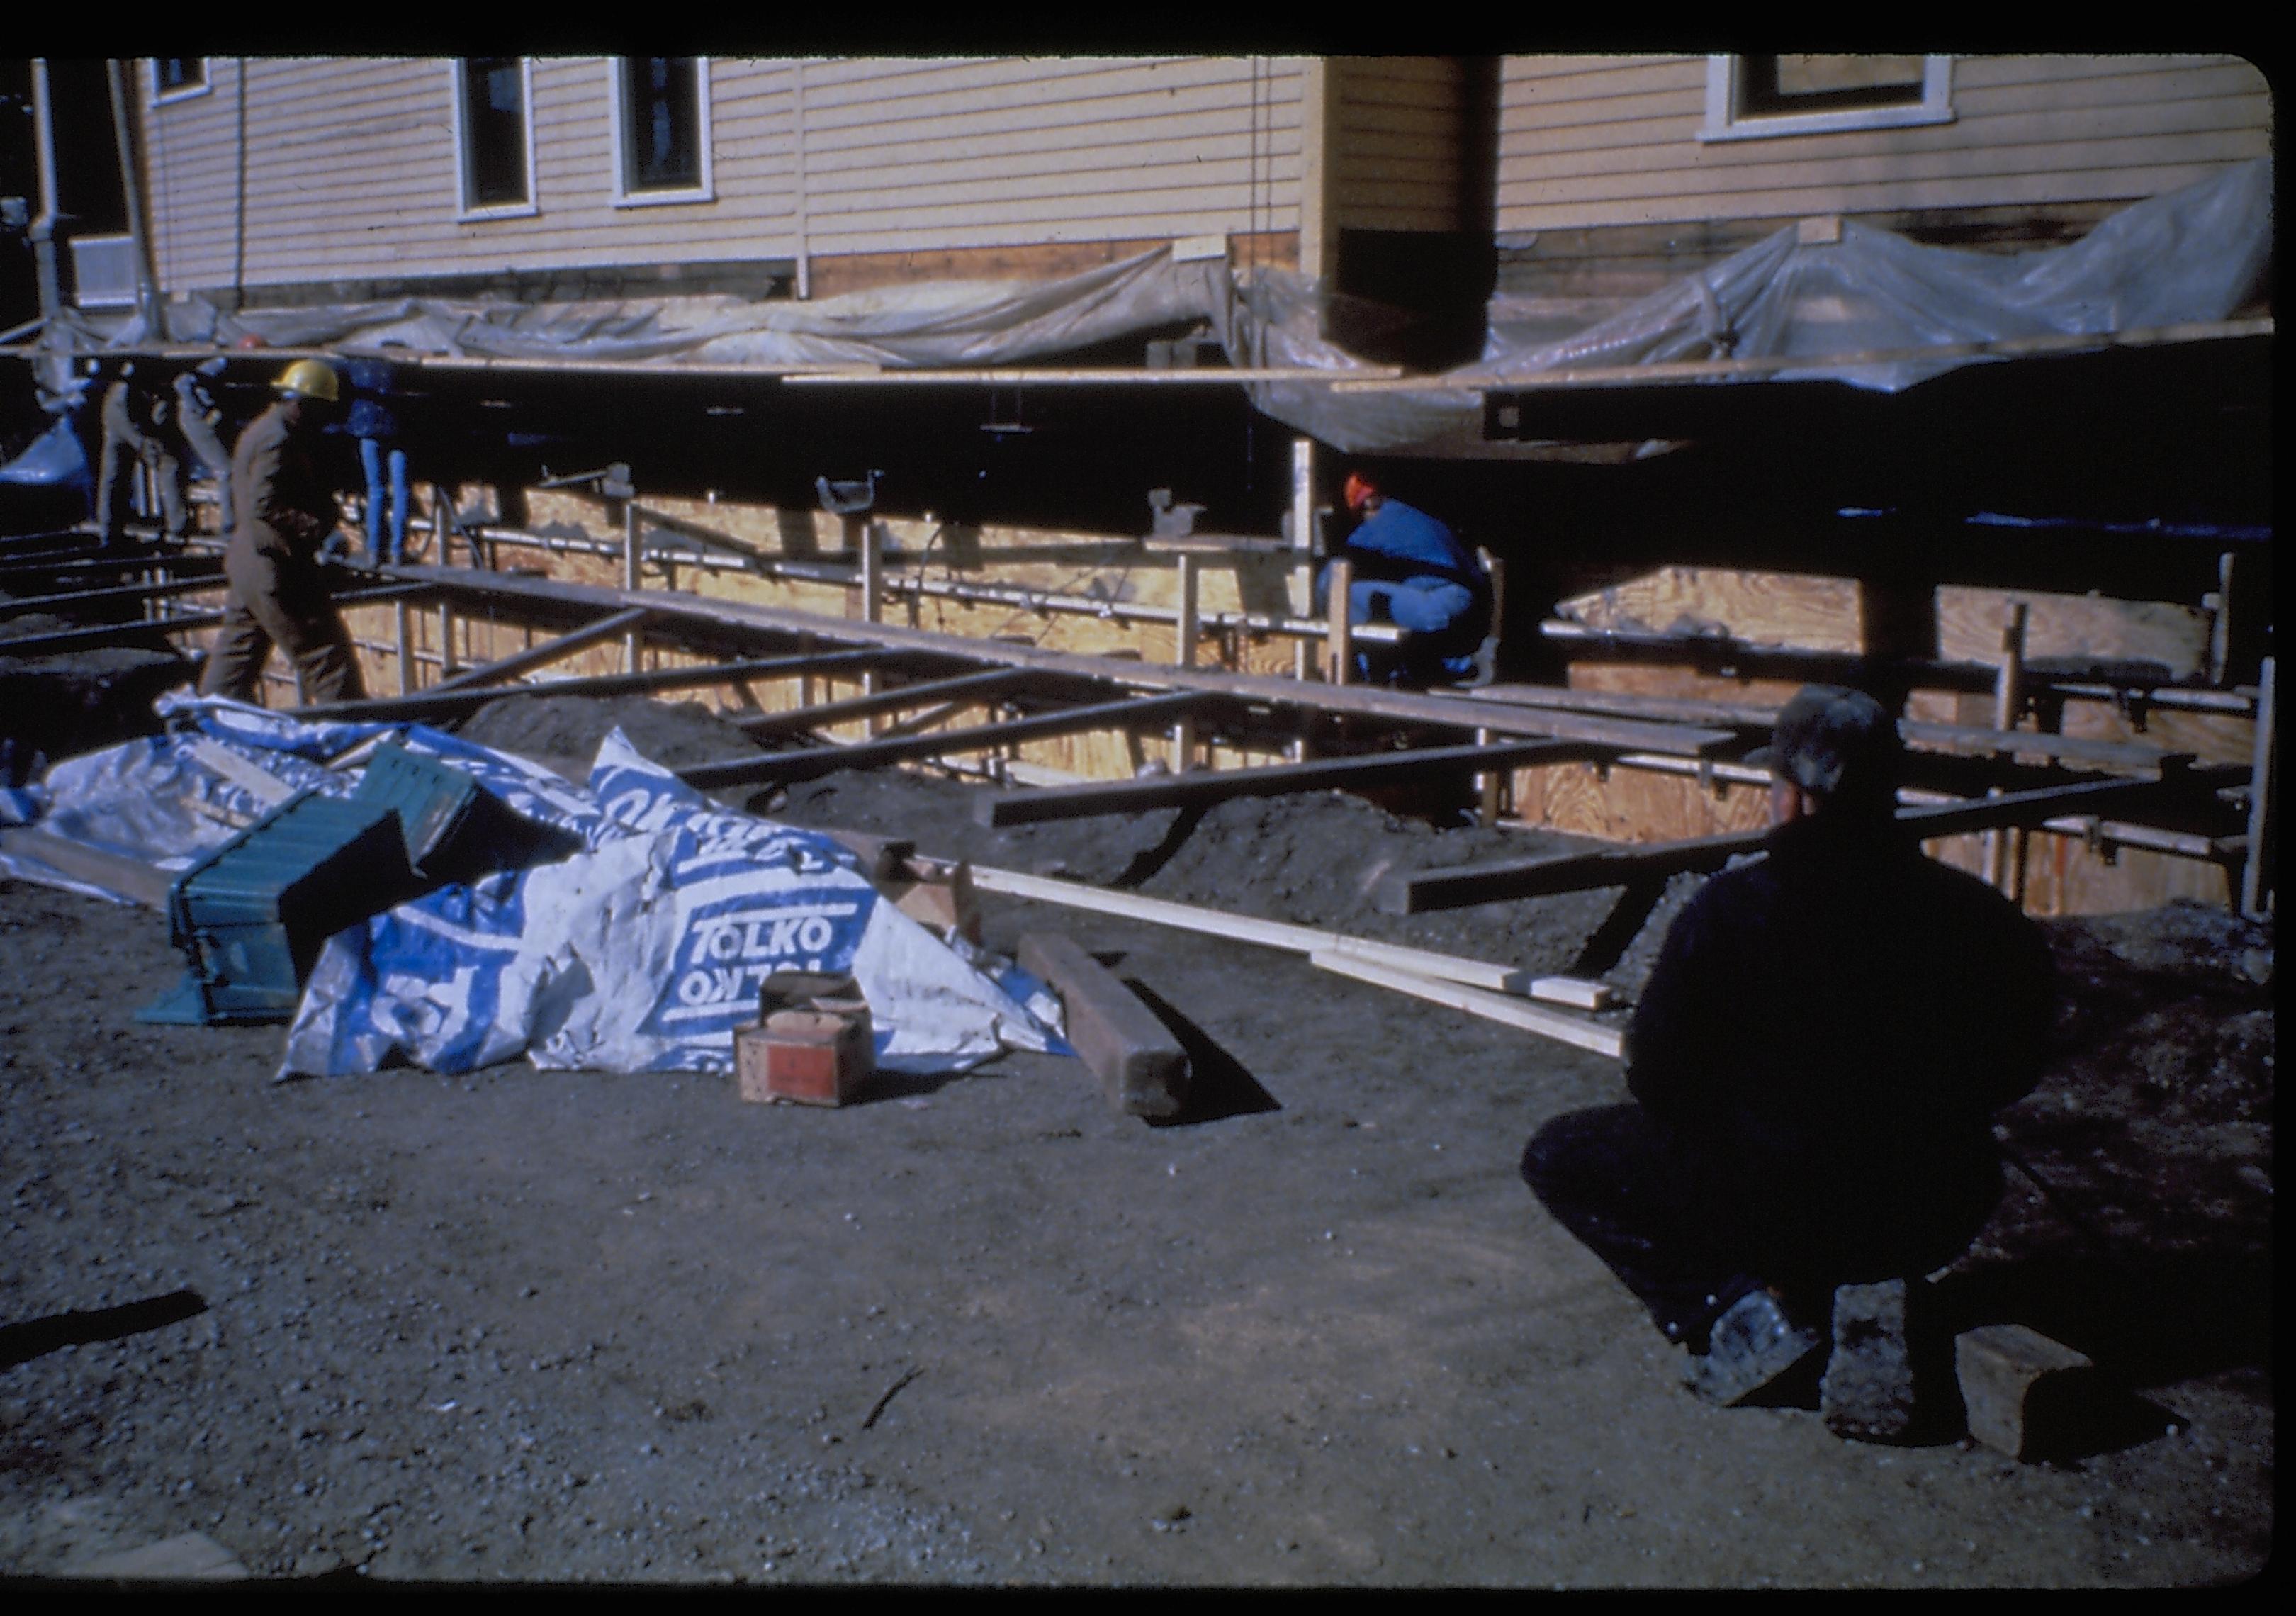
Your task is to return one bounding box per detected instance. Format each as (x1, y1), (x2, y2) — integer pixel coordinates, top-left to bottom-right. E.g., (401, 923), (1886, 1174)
(453, 692), (772, 780)
(1, 606), (191, 781)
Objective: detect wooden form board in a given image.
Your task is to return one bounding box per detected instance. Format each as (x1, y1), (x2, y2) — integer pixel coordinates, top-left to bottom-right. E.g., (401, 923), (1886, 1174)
(964, 862), (1610, 1009)
(1554, 568), (2218, 685)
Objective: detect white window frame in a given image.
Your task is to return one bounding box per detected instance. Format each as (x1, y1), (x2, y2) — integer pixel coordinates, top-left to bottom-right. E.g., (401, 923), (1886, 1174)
(607, 56), (715, 207)
(1700, 55), (1954, 142)
(450, 57), (539, 221)
(147, 58), (211, 106)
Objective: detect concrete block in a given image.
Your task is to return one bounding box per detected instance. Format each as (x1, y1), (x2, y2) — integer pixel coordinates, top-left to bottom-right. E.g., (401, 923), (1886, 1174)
(1018, 931), (1188, 1120)
(1956, 1323), (2095, 1460)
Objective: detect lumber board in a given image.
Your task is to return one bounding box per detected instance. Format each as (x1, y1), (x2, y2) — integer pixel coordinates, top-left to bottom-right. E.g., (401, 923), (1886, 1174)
(0, 828), (175, 909)
(1554, 566), (1866, 653)
(1381, 766), (2249, 913)
(429, 606), (653, 693)
(1310, 951), (1625, 1060)
(1017, 931), (1188, 1119)
(388, 563), (1739, 757)
(962, 862), (1611, 1010)
(735, 667), (1038, 738)
(295, 649), (898, 724)
(677, 690), (1214, 792)
(977, 738), (1609, 826)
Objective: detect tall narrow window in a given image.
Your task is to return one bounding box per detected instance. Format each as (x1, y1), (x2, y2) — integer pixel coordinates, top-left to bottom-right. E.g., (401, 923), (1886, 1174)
(150, 59), (208, 103)
(454, 57), (535, 216)
(1702, 55), (1954, 141)
(612, 57), (712, 204)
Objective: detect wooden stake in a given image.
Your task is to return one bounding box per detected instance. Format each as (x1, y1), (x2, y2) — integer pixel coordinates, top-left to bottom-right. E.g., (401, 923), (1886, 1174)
(1327, 559), (1353, 686)
(1987, 601), (2030, 894)
(394, 598), (413, 695)
(2243, 655), (2276, 916)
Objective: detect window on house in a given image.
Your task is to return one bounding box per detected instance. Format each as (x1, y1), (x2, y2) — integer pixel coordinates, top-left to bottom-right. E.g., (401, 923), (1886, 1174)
(1702, 55), (1954, 141)
(456, 57), (534, 215)
(151, 59), (208, 103)
(612, 57), (712, 203)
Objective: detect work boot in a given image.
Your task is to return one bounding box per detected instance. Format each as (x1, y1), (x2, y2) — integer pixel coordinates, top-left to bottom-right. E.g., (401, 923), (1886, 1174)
(1687, 1289), (1825, 1408)
(1821, 1277), (1918, 1442)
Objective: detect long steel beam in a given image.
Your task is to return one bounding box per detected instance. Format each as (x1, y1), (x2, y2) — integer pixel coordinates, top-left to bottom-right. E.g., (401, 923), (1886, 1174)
(976, 737), (1612, 827)
(733, 666), (1040, 738)
(430, 606), (653, 694)
(0, 571), (230, 620)
(293, 648), (903, 724)
(680, 690), (1215, 792)
(0, 582), (429, 657)
(385, 564), (1737, 758)
(1377, 765), (2248, 914)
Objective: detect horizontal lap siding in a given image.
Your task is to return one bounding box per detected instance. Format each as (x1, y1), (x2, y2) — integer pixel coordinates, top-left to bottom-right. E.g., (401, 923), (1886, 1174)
(798, 57), (1305, 254)
(140, 57), (1306, 293)
(1494, 54), (2270, 234)
(1332, 57), (1466, 232)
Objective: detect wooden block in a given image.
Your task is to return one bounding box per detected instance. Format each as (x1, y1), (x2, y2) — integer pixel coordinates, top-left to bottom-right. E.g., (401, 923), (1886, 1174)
(1018, 931), (1189, 1120)
(736, 1008), (872, 1107)
(882, 860), (982, 944)
(1955, 1324), (2096, 1461)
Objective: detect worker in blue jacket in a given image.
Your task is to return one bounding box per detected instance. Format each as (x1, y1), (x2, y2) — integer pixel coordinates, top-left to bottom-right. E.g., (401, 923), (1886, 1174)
(1317, 469), (1490, 687)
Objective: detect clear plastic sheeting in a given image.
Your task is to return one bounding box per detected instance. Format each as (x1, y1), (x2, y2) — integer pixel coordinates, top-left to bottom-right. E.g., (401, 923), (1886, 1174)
(55, 159), (2273, 459)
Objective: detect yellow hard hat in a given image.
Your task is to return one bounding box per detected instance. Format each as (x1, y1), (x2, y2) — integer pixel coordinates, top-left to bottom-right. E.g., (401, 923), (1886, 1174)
(274, 359), (342, 403)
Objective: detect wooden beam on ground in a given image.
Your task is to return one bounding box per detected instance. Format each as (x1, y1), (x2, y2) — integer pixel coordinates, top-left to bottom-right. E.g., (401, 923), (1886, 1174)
(0, 827), (174, 909)
(733, 667), (1037, 739)
(677, 690), (1215, 792)
(976, 737), (1610, 827)
(964, 861), (1610, 1009)
(295, 648), (898, 724)
(1310, 950), (1625, 1060)
(387, 565), (1738, 756)
(1380, 768), (2248, 914)
(0, 583), (428, 657)
(429, 606), (653, 694)
(1018, 931), (1189, 1119)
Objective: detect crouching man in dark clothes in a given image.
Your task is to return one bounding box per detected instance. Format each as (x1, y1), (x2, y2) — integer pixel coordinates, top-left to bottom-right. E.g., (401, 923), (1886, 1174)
(1521, 685), (2054, 1439)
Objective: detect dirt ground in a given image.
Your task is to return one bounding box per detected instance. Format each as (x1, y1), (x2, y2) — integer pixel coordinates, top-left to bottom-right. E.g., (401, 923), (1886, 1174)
(0, 692), (2274, 1588)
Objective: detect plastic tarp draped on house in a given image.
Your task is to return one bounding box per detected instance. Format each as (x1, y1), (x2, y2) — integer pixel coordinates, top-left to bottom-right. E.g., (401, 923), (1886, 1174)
(68, 157), (2271, 459)
(0, 696), (1063, 1082)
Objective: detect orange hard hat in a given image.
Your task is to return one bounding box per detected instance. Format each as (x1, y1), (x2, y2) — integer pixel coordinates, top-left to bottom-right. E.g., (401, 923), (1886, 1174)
(1342, 471), (1378, 512)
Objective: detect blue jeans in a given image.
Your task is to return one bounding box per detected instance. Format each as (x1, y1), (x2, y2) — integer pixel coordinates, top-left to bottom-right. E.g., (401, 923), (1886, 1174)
(1315, 565), (1482, 685)
(360, 438), (410, 563)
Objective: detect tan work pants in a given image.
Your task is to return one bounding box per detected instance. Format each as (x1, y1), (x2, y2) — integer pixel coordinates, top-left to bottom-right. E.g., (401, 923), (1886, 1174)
(197, 536), (366, 705)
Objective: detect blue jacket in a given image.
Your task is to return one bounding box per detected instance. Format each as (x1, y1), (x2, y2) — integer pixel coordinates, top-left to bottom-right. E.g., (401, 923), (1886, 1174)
(1341, 499), (1485, 593)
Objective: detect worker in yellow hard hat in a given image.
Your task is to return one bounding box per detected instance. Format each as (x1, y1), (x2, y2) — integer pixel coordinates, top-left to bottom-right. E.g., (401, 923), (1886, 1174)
(197, 359), (366, 705)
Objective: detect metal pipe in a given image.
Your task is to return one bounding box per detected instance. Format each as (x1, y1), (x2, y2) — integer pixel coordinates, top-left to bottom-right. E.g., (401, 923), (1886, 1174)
(104, 60), (167, 338)
(27, 62), (61, 330)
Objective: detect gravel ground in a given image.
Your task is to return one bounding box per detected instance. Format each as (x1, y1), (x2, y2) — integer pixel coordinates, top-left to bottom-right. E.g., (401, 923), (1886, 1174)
(0, 711), (2275, 1589)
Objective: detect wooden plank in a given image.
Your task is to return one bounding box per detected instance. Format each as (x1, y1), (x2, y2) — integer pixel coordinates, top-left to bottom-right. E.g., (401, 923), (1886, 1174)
(1310, 950), (1625, 1060)
(1935, 584), (2210, 683)
(965, 861), (1610, 1009)
(430, 607), (653, 695)
(294, 649), (897, 724)
(677, 690), (1213, 792)
(977, 738), (1607, 827)
(733, 667), (1037, 739)
(0, 828), (175, 909)
(1018, 931), (1189, 1119)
